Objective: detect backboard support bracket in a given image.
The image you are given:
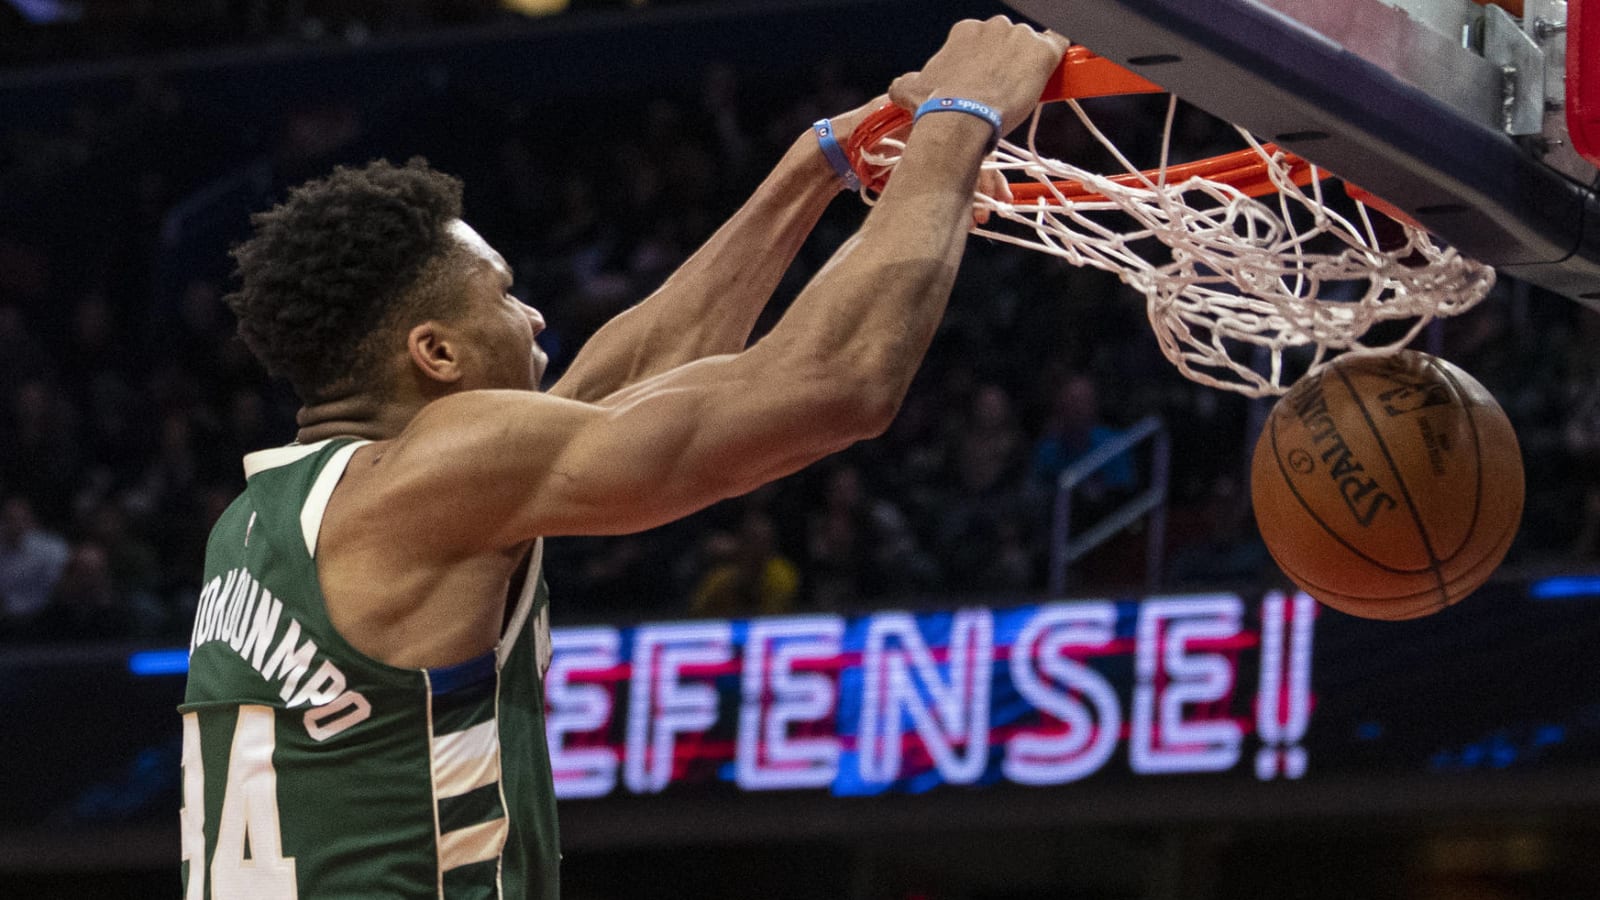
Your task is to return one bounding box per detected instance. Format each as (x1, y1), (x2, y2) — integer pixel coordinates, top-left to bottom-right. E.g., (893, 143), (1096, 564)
(1482, 2), (1545, 135)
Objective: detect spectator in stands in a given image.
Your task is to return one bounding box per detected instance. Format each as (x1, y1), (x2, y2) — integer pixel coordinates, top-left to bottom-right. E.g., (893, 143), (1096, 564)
(957, 383), (1027, 496)
(80, 499), (162, 603)
(65, 290), (134, 387)
(0, 305), (50, 393)
(805, 461), (936, 609)
(690, 509), (800, 618)
(1165, 474), (1271, 588)
(933, 383), (1043, 590)
(1032, 373), (1136, 501)
(1, 379), (83, 527)
(173, 278), (231, 379)
(31, 540), (164, 641)
(694, 62), (754, 191)
(0, 494), (70, 633)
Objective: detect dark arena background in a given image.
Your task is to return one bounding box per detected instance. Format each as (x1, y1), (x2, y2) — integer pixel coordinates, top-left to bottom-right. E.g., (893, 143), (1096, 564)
(4, 1), (1600, 898)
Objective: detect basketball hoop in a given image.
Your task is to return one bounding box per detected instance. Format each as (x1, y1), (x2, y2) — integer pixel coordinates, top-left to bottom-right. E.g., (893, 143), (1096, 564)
(843, 47), (1496, 397)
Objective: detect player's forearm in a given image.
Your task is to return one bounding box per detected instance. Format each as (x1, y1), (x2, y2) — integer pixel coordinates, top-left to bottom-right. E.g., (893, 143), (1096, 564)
(549, 132), (843, 403)
(757, 112), (993, 424)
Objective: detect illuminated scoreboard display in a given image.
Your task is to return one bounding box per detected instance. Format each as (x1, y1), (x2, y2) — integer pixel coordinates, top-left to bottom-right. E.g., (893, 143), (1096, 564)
(540, 585), (1598, 802)
(4, 579), (1599, 843)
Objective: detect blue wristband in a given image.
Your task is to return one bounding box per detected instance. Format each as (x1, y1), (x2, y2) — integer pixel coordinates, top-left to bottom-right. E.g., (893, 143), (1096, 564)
(913, 97), (1003, 150)
(812, 119), (862, 192)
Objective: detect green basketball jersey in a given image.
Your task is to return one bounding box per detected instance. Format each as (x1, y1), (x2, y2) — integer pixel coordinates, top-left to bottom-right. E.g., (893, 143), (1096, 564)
(179, 439), (560, 899)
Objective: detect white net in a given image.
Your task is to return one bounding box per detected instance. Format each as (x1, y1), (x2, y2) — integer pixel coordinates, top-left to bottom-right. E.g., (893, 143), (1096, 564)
(855, 97), (1496, 397)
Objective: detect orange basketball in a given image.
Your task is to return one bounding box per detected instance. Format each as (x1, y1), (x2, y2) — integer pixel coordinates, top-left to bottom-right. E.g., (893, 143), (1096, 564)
(1250, 350), (1524, 620)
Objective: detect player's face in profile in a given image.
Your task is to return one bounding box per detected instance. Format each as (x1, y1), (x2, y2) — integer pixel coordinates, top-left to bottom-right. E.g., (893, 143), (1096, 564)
(447, 220), (548, 391)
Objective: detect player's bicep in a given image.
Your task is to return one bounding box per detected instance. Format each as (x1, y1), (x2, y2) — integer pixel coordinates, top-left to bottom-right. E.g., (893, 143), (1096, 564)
(524, 358), (859, 538)
(379, 354), (871, 551)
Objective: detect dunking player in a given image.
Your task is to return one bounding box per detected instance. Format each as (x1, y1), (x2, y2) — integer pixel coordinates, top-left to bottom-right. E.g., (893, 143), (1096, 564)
(179, 17), (1067, 899)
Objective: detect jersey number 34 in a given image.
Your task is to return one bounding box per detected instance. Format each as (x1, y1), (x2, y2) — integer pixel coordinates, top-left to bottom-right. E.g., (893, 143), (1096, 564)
(181, 707), (299, 899)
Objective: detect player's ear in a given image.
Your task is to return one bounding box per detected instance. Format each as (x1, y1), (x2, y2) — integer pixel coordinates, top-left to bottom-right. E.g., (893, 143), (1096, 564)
(406, 320), (465, 385)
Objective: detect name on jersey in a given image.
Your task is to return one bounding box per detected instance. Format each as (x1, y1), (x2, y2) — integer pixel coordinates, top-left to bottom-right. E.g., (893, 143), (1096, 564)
(189, 566), (372, 741)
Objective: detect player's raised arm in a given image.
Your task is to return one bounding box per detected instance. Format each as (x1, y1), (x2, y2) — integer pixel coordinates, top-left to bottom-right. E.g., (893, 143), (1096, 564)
(354, 18), (1069, 553)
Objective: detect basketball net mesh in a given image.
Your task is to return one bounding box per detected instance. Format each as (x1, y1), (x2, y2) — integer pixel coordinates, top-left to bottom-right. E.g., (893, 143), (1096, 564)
(855, 98), (1495, 397)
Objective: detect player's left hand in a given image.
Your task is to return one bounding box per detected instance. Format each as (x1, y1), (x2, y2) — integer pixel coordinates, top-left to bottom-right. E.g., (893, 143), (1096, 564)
(827, 95), (1012, 226)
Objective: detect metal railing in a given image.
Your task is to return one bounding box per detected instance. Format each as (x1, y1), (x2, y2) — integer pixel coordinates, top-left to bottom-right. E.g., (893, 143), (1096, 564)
(1046, 415), (1170, 596)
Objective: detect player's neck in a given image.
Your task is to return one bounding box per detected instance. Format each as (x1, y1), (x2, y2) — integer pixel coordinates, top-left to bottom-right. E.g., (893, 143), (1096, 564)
(295, 392), (420, 444)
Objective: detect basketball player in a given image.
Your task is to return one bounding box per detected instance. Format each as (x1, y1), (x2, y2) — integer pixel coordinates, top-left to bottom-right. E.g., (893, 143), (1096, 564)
(179, 17), (1067, 899)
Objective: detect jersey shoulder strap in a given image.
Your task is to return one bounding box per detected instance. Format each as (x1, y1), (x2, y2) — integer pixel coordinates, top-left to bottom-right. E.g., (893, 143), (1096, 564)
(238, 438), (370, 562)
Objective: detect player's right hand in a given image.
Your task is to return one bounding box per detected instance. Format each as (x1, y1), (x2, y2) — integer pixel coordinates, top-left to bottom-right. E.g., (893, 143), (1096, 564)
(889, 17), (1069, 136)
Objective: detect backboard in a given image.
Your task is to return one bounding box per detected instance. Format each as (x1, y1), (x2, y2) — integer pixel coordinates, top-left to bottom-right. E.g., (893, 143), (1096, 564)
(1002, 0), (1600, 300)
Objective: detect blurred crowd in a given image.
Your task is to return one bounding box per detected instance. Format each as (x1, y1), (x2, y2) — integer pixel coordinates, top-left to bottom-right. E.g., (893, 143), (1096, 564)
(2, 4), (1598, 647)
(1, 0), (665, 68)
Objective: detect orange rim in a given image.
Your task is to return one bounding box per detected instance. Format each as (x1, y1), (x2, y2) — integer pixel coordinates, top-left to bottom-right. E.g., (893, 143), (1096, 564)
(845, 46), (1332, 205)
(1040, 45), (1166, 102)
(1343, 183), (1425, 230)
(1009, 144), (1319, 203)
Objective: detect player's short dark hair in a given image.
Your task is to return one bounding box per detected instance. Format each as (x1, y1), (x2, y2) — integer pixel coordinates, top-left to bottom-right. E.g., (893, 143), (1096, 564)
(226, 157), (466, 401)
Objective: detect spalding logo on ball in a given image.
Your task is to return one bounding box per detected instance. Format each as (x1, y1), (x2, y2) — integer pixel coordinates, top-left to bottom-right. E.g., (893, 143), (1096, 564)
(1250, 350), (1524, 620)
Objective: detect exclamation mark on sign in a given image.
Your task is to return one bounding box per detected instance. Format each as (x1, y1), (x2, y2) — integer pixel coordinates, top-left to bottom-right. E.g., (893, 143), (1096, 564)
(1255, 591), (1315, 780)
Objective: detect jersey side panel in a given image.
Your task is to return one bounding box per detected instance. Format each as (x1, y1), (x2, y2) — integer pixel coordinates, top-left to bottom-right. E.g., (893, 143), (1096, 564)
(498, 576), (560, 900)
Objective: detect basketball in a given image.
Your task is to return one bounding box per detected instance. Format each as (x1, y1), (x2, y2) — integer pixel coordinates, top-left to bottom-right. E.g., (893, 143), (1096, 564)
(1250, 350), (1524, 620)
